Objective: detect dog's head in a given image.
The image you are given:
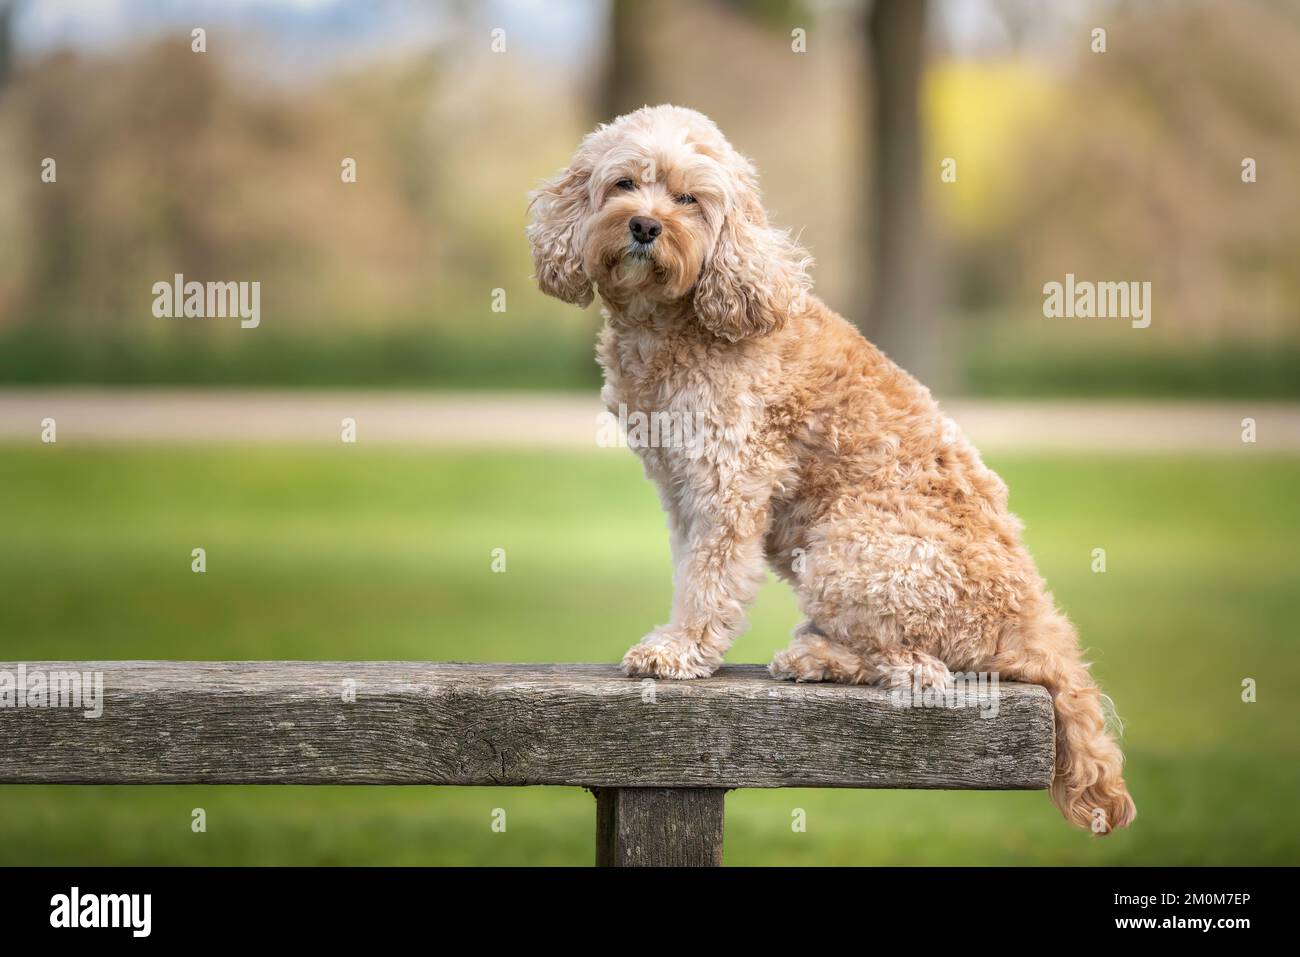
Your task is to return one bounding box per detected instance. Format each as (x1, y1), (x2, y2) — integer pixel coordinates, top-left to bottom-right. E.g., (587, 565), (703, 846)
(526, 105), (810, 341)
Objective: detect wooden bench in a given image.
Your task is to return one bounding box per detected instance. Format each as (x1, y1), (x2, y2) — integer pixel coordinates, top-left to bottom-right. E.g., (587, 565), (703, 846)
(0, 661), (1055, 866)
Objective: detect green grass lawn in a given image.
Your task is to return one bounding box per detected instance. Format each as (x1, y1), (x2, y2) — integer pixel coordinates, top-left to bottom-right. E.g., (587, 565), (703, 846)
(1, 444), (1297, 865)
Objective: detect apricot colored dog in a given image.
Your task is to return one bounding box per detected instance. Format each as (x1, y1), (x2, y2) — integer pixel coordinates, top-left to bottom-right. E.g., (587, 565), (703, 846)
(527, 105), (1134, 833)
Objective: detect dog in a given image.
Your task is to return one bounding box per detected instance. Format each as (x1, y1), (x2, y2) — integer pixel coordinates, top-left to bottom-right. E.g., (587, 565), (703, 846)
(526, 105), (1135, 834)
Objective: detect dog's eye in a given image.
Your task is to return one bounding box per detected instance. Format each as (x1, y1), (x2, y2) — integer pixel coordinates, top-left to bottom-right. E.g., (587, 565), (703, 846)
(616, 179), (636, 191)
(675, 193), (697, 205)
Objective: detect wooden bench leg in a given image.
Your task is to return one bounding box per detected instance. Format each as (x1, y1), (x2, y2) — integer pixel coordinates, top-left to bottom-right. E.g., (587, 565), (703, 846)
(594, 788), (726, 867)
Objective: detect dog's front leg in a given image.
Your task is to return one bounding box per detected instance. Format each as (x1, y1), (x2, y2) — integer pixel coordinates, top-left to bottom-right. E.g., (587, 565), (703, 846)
(622, 470), (771, 679)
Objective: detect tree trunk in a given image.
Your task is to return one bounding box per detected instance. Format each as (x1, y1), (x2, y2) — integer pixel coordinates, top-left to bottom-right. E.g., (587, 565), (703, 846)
(0, 1), (16, 87)
(600, 0), (655, 122)
(865, 0), (944, 388)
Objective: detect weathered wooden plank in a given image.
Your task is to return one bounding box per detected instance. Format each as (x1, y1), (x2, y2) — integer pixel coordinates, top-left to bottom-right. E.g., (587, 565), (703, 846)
(0, 662), (1054, 789)
(595, 788), (726, 866)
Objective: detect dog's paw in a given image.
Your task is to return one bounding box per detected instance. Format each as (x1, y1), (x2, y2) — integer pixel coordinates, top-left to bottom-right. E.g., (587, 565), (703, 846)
(876, 654), (954, 693)
(769, 648), (828, 682)
(621, 628), (718, 680)
(768, 628), (869, 684)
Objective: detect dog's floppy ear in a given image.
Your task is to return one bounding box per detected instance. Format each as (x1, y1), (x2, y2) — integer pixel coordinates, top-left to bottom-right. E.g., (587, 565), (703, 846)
(693, 163), (811, 342)
(526, 161), (594, 307)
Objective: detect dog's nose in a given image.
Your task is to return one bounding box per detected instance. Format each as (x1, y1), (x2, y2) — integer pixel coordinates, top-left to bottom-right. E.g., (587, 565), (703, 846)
(629, 216), (662, 243)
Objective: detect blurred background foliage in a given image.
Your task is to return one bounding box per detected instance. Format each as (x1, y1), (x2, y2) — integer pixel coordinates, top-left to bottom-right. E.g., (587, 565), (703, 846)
(0, 0), (1296, 394)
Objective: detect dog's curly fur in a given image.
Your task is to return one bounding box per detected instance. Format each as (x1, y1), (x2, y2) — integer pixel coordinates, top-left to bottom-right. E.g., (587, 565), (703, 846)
(527, 105), (1135, 834)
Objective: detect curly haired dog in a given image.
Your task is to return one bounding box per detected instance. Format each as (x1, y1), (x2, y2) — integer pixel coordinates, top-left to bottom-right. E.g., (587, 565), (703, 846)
(527, 105), (1135, 834)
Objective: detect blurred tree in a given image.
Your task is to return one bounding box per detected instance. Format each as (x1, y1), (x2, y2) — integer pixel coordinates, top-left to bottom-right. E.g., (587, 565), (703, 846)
(3, 43), (436, 333)
(984, 0), (1300, 341)
(0, 0), (15, 86)
(864, 0), (942, 386)
(599, 0), (806, 120)
(600, 0), (656, 120)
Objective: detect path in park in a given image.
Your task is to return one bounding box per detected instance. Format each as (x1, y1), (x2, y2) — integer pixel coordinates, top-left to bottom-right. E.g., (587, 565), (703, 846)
(0, 389), (1297, 452)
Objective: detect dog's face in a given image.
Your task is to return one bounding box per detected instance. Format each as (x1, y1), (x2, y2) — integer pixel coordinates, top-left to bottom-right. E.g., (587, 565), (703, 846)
(578, 144), (716, 307)
(527, 105), (810, 341)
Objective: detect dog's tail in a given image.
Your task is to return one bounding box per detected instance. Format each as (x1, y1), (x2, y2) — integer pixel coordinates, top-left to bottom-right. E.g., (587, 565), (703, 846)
(998, 609), (1136, 834)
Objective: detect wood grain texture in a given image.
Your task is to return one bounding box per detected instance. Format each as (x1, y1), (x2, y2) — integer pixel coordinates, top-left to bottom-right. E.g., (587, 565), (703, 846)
(0, 662), (1055, 789)
(596, 788), (726, 866)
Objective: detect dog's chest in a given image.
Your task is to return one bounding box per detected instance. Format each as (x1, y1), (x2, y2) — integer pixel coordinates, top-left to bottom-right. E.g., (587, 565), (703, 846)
(609, 329), (678, 393)
(599, 325), (733, 467)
